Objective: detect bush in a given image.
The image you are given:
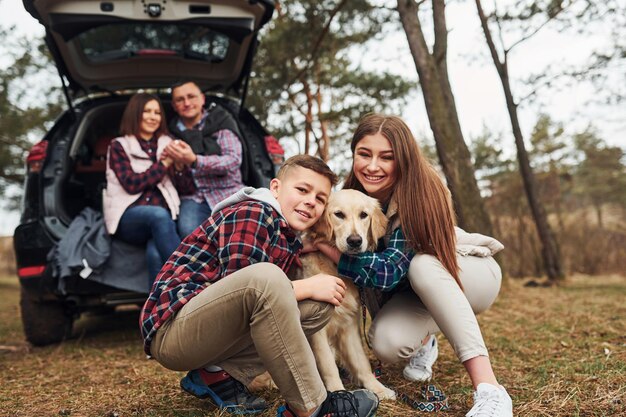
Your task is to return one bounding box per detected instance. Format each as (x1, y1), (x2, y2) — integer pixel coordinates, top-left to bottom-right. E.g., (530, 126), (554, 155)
(492, 204), (626, 278)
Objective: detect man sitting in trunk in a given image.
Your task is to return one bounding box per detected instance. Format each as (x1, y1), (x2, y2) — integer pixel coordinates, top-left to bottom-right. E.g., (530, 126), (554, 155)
(164, 80), (246, 238)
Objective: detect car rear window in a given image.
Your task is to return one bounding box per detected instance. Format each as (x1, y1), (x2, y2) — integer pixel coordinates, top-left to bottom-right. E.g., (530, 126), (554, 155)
(77, 23), (229, 63)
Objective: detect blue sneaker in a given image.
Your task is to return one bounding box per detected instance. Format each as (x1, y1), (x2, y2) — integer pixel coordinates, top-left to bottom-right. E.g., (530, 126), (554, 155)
(277, 390), (379, 417)
(180, 369), (268, 415)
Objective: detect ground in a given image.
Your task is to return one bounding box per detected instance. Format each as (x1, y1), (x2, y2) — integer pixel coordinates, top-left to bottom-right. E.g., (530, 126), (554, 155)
(0, 274), (624, 417)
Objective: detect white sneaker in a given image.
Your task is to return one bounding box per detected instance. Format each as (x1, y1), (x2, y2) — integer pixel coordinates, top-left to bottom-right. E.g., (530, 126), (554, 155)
(466, 383), (513, 417)
(403, 334), (438, 382)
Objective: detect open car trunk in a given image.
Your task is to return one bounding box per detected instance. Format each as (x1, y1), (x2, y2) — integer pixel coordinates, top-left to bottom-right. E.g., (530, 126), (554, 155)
(23, 0), (275, 101)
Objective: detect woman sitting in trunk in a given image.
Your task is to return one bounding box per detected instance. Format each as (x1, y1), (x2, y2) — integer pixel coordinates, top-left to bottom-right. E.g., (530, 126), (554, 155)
(103, 93), (195, 286)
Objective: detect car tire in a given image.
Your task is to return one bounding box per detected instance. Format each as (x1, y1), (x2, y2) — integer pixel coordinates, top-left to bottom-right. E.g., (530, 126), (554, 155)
(20, 287), (73, 346)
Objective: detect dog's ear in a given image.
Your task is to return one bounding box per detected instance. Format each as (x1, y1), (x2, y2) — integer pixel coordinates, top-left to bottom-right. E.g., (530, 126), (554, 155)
(312, 207), (334, 243)
(369, 206), (388, 248)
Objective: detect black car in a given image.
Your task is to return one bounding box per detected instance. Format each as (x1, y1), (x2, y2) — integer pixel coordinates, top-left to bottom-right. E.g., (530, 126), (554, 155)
(14, 0), (278, 346)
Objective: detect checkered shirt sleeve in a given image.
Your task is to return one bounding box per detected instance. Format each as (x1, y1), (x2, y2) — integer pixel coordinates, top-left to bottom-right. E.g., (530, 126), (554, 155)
(337, 227), (414, 292)
(140, 201), (301, 354)
(188, 129), (245, 207)
(193, 129), (242, 176)
(109, 140), (167, 194)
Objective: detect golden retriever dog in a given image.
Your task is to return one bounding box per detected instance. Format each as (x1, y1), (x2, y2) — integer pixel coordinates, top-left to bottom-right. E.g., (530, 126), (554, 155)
(297, 189), (396, 400)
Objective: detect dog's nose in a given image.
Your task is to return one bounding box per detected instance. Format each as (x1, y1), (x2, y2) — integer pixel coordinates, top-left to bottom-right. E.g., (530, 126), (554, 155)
(346, 235), (363, 249)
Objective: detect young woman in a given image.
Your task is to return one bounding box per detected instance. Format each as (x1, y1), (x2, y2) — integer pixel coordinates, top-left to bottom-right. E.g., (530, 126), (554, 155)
(103, 93), (195, 284)
(315, 114), (512, 417)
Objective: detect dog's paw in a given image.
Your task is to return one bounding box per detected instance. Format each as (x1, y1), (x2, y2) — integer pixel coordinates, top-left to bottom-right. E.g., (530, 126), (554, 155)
(363, 380), (396, 401)
(375, 386), (397, 401)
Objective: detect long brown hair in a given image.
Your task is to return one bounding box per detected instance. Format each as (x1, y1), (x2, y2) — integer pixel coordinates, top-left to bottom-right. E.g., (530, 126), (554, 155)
(120, 93), (169, 139)
(344, 113), (461, 286)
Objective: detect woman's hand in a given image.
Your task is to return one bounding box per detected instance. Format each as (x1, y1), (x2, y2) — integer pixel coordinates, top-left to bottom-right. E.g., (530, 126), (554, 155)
(301, 238), (318, 254)
(293, 274), (346, 306)
(316, 242), (342, 264)
(160, 154), (173, 168)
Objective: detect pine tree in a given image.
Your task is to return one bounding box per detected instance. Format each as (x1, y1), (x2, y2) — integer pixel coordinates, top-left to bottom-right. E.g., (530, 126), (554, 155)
(0, 28), (62, 208)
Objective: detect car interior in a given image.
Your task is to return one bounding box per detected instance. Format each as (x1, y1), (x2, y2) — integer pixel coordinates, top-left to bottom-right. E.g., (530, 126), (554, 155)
(69, 102), (124, 216)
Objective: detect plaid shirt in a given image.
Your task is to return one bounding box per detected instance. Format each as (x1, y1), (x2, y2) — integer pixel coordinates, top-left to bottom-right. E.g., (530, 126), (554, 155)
(175, 113), (245, 208)
(109, 138), (195, 208)
(140, 200), (302, 354)
(338, 226), (414, 292)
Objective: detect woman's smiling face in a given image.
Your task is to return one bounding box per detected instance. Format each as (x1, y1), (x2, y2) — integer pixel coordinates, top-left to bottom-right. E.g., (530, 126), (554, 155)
(139, 99), (162, 139)
(353, 132), (397, 203)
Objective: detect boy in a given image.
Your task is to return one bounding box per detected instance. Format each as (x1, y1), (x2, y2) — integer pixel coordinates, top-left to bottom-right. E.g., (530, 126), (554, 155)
(140, 155), (379, 417)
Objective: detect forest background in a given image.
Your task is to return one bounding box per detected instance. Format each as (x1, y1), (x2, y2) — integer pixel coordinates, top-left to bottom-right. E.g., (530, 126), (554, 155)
(0, 0), (624, 281)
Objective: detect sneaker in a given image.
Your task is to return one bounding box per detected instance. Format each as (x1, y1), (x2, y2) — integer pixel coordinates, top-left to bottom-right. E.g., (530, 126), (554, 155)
(466, 383), (513, 417)
(276, 389), (379, 417)
(403, 334), (438, 382)
(180, 369), (268, 414)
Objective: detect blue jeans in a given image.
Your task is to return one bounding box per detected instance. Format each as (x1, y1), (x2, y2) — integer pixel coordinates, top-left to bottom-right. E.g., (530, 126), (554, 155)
(116, 205), (181, 284)
(178, 199), (212, 238)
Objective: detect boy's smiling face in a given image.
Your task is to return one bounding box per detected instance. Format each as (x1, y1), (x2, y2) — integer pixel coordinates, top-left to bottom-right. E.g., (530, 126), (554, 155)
(270, 166), (332, 232)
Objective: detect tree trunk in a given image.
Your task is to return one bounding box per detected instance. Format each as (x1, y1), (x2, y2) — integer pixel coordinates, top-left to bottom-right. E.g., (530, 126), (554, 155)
(516, 211), (525, 277)
(397, 0), (493, 234)
(552, 172), (565, 232)
(475, 0), (564, 282)
(594, 204), (603, 229)
(303, 80), (313, 155)
(315, 83), (330, 161)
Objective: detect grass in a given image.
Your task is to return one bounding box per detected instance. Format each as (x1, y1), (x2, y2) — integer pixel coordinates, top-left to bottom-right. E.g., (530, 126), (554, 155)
(0, 274), (624, 416)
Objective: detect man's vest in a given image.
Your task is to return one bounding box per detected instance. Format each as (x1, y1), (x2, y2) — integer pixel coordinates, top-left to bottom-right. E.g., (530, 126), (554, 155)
(168, 103), (251, 182)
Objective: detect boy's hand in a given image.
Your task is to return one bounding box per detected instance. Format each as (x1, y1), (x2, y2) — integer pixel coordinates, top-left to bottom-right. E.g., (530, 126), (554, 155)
(293, 274), (346, 306)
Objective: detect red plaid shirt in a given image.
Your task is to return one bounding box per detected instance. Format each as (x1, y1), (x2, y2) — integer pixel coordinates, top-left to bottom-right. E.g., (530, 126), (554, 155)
(140, 199), (302, 354)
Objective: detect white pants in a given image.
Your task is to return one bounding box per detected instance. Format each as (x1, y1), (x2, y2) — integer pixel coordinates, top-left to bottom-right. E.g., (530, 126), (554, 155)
(369, 254), (502, 363)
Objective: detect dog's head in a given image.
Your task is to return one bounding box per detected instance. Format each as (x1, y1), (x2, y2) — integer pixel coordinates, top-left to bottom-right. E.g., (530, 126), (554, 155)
(312, 189), (388, 254)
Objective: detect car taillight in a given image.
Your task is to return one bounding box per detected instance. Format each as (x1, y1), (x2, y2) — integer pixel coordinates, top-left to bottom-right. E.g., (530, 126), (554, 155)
(265, 135), (285, 166)
(18, 265), (46, 278)
(26, 140), (48, 173)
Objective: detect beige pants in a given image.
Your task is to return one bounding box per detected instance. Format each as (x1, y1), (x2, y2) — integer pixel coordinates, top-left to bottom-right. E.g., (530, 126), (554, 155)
(369, 254), (502, 363)
(150, 262), (332, 411)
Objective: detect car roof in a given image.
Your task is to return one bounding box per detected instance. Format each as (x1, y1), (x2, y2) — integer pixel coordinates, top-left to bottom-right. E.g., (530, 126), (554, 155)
(23, 0), (275, 99)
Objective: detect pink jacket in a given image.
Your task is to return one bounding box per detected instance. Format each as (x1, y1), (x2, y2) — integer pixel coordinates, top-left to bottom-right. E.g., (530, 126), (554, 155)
(103, 135), (181, 234)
